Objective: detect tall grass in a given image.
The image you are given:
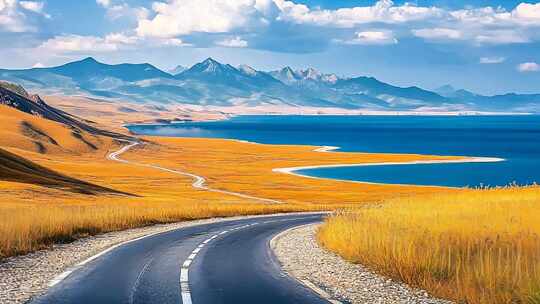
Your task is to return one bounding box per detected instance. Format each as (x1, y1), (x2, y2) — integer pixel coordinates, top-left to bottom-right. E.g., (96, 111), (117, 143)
(318, 186), (540, 304)
(0, 201), (326, 259)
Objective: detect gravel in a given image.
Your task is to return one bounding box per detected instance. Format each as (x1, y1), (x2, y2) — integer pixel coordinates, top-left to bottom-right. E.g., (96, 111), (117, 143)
(0, 212), (321, 304)
(272, 224), (454, 304)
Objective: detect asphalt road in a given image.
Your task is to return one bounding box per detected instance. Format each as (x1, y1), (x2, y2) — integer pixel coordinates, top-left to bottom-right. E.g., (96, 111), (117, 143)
(31, 214), (329, 304)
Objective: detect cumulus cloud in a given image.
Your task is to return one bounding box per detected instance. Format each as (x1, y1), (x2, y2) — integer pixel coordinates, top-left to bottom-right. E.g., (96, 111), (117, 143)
(101, 0), (540, 52)
(216, 36), (248, 48)
(342, 30), (398, 45)
(0, 0), (46, 32)
(270, 1), (540, 46)
(38, 32), (187, 54)
(96, 0), (148, 20)
(8, 0), (540, 58)
(136, 0), (277, 38)
(479, 57), (506, 64)
(517, 62), (540, 72)
(19, 1), (43, 13)
(511, 3), (540, 25)
(274, 0), (442, 27)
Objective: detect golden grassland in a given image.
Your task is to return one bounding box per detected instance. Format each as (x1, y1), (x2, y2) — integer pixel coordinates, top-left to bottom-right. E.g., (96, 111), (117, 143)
(318, 186), (540, 304)
(0, 104), (463, 258)
(5, 99), (540, 303)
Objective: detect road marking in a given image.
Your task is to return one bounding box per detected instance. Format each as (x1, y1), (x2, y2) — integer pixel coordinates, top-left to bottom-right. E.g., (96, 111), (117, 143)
(129, 257), (154, 304)
(179, 222), (261, 304)
(48, 229), (169, 287)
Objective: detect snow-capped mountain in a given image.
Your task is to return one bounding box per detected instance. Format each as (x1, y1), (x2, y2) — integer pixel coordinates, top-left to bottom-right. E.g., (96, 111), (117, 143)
(0, 57), (538, 112)
(269, 67), (340, 85)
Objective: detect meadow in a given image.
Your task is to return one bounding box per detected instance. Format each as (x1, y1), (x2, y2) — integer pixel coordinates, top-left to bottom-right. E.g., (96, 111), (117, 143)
(4, 98), (539, 303)
(0, 124), (457, 258)
(318, 186), (540, 304)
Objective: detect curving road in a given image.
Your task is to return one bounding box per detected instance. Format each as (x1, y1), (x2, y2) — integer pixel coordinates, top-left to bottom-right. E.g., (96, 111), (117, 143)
(30, 214), (329, 304)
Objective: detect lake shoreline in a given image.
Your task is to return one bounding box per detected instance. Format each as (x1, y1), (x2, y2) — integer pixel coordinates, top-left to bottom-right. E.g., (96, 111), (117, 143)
(272, 157), (505, 188)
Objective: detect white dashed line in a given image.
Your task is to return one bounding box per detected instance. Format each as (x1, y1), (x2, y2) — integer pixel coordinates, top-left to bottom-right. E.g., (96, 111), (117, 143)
(179, 222), (260, 304)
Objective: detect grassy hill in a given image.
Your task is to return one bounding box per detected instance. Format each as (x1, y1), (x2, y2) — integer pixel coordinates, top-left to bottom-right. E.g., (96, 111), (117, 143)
(0, 82), (131, 194)
(0, 147), (128, 195)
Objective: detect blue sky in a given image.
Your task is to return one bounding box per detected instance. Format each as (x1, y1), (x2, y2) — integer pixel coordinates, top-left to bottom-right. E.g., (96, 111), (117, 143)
(0, 0), (539, 95)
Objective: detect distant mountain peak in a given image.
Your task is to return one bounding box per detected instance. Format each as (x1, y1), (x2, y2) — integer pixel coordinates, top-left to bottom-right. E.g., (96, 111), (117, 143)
(169, 65), (186, 75)
(434, 84), (477, 99)
(79, 57), (100, 64)
(270, 66), (339, 84)
(238, 64), (257, 76)
(202, 57), (219, 63)
(186, 57), (238, 75)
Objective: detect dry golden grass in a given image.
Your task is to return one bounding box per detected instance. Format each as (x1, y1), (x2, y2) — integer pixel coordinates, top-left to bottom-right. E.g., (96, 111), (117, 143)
(0, 197), (327, 258)
(0, 105), (113, 154)
(0, 133), (458, 259)
(0, 106), (462, 260)
(318, 186), (540, 304)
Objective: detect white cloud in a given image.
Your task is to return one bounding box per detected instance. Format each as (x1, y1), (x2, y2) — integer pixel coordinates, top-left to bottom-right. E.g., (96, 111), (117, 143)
(274, 0), (442, 27)
(38, 33), (187, 54)
(512, 3), (540, 25)
(121, 0), (540, 50)
(136, 0), (277, 38)
(273, 1), (540, 45)
(32, 62), (44, 68)
(216, 36), (248, 48)
(343, 30), (398, 45)
(479, 56), (506, 64)
(412, 28), (463, 40)
(517, 62), (540, 72)
(39, 34), (129, 52)
(19, 1), (43, 13)
(0, 0), (39, 32)
(413, 27), (530, 45)
(96, 0), (148, 20)
(474, 30), (530, 44)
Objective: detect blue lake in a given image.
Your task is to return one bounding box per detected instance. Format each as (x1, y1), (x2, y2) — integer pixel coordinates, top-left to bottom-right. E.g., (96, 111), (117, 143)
(127, 115), (540, 187)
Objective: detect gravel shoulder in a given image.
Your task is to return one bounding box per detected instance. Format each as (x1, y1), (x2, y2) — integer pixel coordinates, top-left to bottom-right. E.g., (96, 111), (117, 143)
(272, 224), (454, 304)
(0, 212), (321, 304)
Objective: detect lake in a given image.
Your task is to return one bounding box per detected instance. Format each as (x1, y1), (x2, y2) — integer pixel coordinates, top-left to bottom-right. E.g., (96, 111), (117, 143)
(127, 115), (540, 187)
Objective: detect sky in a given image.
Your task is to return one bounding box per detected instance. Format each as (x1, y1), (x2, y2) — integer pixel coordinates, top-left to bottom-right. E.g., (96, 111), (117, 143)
(0, 0), (539, 95)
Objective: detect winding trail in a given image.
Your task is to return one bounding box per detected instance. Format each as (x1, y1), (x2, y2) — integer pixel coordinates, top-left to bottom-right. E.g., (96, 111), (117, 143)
(107, 141), (283, 204)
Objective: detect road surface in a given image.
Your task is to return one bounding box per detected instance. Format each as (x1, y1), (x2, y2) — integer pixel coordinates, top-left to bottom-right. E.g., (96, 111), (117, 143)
(31, 214), (329, 304)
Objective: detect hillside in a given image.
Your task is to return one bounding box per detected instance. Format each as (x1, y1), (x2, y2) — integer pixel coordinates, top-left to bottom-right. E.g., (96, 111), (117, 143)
(0, 82), (132, 194)
(0, 84), (131, 140)
(0, 147), (127, 194)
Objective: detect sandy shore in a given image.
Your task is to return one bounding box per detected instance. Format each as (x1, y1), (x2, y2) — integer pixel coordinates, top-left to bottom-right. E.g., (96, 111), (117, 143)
(273, 156), (505, 187)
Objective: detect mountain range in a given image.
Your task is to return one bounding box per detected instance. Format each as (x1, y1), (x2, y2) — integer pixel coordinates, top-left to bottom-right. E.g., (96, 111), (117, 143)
(1, 57), (539, 113)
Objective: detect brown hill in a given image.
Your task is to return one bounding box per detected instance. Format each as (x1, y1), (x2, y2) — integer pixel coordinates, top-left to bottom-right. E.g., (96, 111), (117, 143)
(0, 84), (132, 140)
(0, 147), (129, 195)
(0, 82), (134, 195)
